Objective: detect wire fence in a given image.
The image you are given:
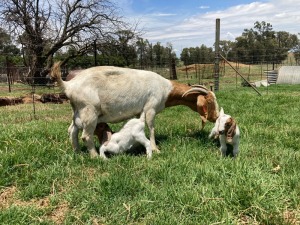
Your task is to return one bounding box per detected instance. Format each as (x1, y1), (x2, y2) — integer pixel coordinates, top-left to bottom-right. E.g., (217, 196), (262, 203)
(0, 52), (299, 112)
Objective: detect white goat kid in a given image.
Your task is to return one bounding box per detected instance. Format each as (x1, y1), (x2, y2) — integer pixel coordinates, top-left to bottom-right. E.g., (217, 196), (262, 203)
(209, 108), (240, 157)
(99, 113), (151, 159)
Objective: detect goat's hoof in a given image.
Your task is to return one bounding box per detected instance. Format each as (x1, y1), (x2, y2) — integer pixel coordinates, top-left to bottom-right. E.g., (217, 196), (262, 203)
(153, 148), (160, 153)
(89, 150), (99, 159)
(100, 156), (108, 160)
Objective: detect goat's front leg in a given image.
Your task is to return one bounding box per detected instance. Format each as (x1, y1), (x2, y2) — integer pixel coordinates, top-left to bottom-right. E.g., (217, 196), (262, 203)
(219, 136), (227, 157)
(232, 140), (239, 158)
(208, 127), (217, 139)
(145, 109), (159, 153)
(99, 145), (108, 160)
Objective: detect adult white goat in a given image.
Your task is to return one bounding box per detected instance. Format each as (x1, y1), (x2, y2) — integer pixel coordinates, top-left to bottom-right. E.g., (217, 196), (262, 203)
(51, 62), (219, 157)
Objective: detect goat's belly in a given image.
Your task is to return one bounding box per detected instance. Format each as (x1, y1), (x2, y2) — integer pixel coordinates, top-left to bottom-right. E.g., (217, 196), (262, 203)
(98, 110), (140, 123)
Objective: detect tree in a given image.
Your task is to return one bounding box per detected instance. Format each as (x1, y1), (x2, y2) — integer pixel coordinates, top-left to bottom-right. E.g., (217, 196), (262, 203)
(233, 21), (299, 65)
(293, 35), (300, 64)
(165, 42), (177, 80)
(0, 0), (127, 84)
(153, 42), (164, 67)
(219, 40), (234, 58)
(114, 30), (137, 67)
(0, 28), (21, 66)
(136, 38), (156, 69)
(180, 45), (214, 65)
(180, 48), (190, 66)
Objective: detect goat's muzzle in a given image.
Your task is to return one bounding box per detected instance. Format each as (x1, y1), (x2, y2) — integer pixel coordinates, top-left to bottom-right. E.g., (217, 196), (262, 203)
(219, 130), (225, 135)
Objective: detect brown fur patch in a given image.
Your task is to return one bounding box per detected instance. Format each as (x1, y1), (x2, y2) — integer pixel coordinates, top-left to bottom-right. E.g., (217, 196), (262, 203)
(225, 117), (236, 143)
(205, 92), (219, 122)
(94, 123), (113, 145)
(165, 81), (219, 128)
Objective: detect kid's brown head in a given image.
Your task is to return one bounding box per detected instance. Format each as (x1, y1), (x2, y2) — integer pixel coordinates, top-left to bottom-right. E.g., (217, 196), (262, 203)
(94, 123), (113, 146)
(218, 108), (237, 144)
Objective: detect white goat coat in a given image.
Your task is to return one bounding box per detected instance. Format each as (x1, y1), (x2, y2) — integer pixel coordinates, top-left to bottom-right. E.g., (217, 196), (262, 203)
(68, 67), (172, 121)
(64, 67), (173, 157)
(99, 113), (151, 159)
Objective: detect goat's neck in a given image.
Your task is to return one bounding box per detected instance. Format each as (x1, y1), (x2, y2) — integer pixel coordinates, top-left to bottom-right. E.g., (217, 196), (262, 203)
(165, 81), (199, 112)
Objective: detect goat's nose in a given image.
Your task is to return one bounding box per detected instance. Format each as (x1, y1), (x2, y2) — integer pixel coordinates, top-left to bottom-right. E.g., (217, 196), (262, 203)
(219, 130), (225, 135)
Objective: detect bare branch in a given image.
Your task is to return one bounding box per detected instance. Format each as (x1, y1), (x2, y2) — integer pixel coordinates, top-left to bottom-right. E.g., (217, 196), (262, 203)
(0, 0), (132, 83)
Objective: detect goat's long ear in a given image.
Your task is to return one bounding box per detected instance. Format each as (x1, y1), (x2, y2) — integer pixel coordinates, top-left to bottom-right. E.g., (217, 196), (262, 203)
(205, 92), (219, 122)
(196, 95), (208, 128)
(226, 118), (236, 138)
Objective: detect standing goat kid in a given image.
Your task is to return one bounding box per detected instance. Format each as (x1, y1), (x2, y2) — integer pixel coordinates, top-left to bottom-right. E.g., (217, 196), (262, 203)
(209, 108), (240, 157)
(99, 113), (151, 159)
(51, 62), (219, 157)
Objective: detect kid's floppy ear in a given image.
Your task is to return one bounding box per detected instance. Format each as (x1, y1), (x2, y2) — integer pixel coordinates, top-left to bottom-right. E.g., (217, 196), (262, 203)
(196, 95), (208, 129)
(225, 117), (236, 142)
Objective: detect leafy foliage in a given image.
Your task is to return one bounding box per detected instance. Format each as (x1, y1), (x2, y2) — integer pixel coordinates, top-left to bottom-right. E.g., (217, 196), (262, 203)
(229, 21), (299, 64)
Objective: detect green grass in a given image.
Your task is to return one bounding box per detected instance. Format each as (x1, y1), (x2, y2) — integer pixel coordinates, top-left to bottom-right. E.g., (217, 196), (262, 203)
(1, 84), (300, 224)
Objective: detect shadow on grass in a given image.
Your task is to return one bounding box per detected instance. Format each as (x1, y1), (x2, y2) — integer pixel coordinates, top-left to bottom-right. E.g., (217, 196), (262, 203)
(76, 131), (239, 158)
(79, 134), (170, 158)
(190, 130), (235, 157)
(188, 130), (212, 144)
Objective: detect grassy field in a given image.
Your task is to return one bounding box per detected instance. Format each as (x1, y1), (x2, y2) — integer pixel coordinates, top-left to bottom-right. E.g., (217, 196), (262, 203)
(0, 80), (300, 224)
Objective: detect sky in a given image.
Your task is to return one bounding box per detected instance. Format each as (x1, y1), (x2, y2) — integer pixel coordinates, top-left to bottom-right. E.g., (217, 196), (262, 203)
(114, 0), (300, 54)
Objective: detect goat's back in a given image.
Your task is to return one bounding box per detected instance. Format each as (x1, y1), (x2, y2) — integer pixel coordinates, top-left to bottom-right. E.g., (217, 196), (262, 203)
(64, 66), (173, 123)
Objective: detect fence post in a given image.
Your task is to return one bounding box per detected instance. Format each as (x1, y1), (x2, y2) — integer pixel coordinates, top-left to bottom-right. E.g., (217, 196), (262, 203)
(6, 56), (12, 93)
(214, 18), (220, 92)
(170, 58), (177, 80)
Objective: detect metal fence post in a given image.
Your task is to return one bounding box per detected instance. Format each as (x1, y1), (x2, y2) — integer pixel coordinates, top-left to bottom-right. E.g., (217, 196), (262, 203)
(214, 18), (220, 92)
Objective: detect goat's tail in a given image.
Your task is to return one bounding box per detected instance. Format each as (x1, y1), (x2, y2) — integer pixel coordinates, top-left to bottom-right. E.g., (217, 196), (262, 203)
(50, 61), (65, 90)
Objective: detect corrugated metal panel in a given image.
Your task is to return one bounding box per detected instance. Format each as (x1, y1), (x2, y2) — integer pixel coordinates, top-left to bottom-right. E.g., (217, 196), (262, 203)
(276, 66), (300, 84)
(265, 70), (278, 84)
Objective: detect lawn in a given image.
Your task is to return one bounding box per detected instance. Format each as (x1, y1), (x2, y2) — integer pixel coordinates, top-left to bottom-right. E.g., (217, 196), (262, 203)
(0, 82), (299, 224)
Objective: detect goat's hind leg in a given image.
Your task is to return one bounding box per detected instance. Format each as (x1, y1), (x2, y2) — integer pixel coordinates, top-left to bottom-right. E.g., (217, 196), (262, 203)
(219, 136), (227, 157)
(80, 107), (99, 158)
(134, 134), (152, 159)
(68, 121), (80, 153)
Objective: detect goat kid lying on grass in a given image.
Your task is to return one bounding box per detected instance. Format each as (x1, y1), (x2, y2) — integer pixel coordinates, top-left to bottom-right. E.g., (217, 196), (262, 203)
(209, 108), (240, 157)
(51, 62), (219, 158)
(99, 113), (151, 160)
